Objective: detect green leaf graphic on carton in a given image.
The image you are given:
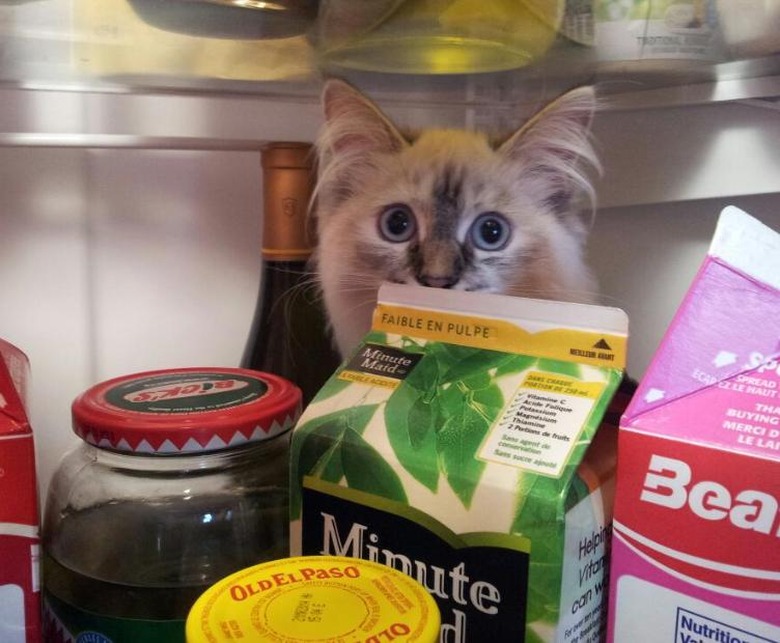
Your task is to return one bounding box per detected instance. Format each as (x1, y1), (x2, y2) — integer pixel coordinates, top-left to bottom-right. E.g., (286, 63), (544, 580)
(384, 348), (441, 492)
(525, 629), (547, 643)
(536, 358), (582, 380)
(513, 474), (568, 625)
(438, 344), (528, 383)
(436, 371), (504, 506)
(385, 342), (514, 507)
(290, 404), (381, 519)
(341, 427), (407, 502)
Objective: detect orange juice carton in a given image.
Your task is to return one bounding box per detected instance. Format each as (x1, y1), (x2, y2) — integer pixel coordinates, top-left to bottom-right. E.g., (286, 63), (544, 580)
(0, 338), (41, 643)
(608, 206), (780, 642)
(291, 284), (631, 642)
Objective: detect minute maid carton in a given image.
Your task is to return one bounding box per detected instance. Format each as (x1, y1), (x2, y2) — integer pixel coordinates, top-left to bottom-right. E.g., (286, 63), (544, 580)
(607, 207), (780, 643)
(290, 284), (629, 642)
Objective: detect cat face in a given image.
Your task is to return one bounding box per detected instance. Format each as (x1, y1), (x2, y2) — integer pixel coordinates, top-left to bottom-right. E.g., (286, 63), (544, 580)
(315, 79), (601, 357)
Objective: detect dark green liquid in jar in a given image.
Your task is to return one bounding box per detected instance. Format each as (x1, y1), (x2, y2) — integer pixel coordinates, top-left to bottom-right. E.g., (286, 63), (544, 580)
(43, 491), (288, 638)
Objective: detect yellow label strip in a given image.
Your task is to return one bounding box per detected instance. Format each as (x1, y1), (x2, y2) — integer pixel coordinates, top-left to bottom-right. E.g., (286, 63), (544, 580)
(372, 304), (626, 369)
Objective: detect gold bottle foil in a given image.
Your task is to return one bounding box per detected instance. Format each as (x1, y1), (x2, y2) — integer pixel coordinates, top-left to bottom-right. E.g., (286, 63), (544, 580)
(261, 143), (316, 262)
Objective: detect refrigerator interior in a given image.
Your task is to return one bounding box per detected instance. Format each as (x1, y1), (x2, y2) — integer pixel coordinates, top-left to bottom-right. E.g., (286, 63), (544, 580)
(1, 0), (780, 502)
(3, 148), (780, 502)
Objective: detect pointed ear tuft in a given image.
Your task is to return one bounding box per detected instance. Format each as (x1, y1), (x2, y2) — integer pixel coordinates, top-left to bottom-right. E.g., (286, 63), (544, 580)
(320, 78), (407, 156)
(315, 78), (408, 213)
(499, 86), (601, 215)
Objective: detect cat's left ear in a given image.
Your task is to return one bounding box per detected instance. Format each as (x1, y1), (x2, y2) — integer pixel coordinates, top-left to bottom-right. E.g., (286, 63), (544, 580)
(498, 86), (600, 215)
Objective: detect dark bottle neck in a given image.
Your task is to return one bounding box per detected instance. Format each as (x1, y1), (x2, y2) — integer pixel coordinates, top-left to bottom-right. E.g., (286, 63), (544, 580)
(240, 258), (341, 406)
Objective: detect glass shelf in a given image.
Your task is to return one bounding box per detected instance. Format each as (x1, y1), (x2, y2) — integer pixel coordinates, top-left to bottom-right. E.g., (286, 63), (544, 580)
(2, 0), (779, 111)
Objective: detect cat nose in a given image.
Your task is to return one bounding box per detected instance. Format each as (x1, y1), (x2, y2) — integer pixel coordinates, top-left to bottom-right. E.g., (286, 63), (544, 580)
(419, 275), (458, 289)
(413, 238), (463, 289)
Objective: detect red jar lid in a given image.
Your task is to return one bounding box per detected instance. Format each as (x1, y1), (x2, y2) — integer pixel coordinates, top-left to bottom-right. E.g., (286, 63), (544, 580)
(71, 368), (302, 455)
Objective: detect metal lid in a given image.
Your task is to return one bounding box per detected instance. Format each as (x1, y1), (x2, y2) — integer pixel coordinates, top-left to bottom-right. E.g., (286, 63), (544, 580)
(71, 368), (301, 455)
(186, 556), (441, 642)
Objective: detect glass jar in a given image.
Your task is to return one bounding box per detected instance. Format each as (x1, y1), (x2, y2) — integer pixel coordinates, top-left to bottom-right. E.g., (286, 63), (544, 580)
(41, 367), (301, 643)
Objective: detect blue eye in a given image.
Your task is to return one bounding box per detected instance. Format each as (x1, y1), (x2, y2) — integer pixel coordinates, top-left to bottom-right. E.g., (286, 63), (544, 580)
(378, 205), (416, 243)
(470, 212), (510, 251)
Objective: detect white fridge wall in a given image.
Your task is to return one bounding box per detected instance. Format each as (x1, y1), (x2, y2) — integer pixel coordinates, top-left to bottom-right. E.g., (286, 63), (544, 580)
(86, 148), (260, 375)
(0, 146), (262, 500)
(1, 147), (91, 502)
(1, 125), (780, 503)
(592, 100), (780, 209)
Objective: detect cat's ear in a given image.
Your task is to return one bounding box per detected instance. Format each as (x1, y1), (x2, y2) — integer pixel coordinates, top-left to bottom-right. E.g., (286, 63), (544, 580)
(320, 78), (408, 157)
(498, 86), (600, 218)
(316, 78), (409, 212)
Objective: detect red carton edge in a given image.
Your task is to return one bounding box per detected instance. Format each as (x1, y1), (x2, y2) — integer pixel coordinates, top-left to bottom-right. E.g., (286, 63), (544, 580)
(0, 337), (42, 643)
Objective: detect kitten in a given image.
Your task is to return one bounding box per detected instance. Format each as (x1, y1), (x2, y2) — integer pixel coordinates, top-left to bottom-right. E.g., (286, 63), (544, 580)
(314, 78), (601, 359)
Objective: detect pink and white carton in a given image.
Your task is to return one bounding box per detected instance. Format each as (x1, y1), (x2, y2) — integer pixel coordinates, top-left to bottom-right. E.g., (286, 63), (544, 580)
(0, 338), (41, 643)
(608, 207), (780, 642)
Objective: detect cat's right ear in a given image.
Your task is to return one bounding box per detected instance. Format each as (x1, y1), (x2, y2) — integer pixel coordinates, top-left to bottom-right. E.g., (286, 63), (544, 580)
(316, 79), (408, 211)
(319, 78), (408, 158)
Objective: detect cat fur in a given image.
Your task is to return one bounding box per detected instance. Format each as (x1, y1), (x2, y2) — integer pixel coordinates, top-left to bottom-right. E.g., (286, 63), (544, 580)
(314, 78), (601, 358)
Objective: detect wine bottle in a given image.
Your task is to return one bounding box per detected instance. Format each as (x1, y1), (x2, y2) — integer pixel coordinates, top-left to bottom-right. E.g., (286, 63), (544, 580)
(240, 142), (341, 406)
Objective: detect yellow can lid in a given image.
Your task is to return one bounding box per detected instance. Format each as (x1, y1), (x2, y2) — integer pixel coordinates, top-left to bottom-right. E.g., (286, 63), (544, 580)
(186, 555), (441, 642)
